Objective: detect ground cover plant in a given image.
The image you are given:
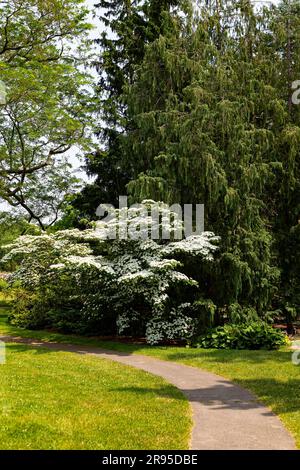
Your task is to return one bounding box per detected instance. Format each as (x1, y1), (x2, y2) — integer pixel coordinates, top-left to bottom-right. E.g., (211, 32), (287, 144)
(195, 322), (289, 350)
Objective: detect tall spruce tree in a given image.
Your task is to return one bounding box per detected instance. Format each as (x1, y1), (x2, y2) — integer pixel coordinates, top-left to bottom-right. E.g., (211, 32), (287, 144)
(267, 0), (300, 320)
(73, 0), (191, 219)
(74, 0), (300, 322)
(122, 0), (300, 320)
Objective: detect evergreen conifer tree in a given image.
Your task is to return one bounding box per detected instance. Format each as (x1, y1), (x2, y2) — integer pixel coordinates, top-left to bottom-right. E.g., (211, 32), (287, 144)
(73, 0), (191, 218)
(74, 0), (300, 322)
(122, 0), (300, 319)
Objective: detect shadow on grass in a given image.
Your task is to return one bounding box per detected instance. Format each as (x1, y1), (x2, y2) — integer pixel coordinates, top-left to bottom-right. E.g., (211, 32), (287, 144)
(5, 344), (298, 416)
(112, 376), (300, 416)
(112, 383), (273, 413)
(1, 331), (294, 366)
(228, 378), (300, 417)
(163, 348), (294, 365)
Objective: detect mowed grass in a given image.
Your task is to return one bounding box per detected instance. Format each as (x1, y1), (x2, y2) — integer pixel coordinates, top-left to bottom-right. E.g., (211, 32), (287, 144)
(0, 307), (191, 450)
(136, 347), (300, 449)
(73, 341), (299, 448)
(0, 299), (299, 449)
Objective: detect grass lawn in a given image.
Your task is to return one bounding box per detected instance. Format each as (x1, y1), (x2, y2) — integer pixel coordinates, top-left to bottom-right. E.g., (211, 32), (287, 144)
(0, 298), (299, 449)
(0, 305), (191, 450)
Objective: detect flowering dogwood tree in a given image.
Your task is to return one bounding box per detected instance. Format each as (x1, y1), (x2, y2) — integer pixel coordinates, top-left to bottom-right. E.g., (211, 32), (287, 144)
(3, 202), (219, 344)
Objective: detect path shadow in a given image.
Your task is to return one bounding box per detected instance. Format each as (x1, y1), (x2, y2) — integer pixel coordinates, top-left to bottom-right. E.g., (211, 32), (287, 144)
(112, 382), (275, 414)
(4, 337), (293, 364)
(3, 341), (299, 419)
(164, 349), (294, 365)
(113, 376), (299, 415)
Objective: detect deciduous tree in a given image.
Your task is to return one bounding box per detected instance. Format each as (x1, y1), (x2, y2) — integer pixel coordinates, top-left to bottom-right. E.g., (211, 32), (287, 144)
(0, 0), (95, 228)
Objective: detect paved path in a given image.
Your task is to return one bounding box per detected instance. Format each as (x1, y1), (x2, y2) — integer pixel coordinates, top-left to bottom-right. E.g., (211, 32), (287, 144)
(0, 335), (296, 450)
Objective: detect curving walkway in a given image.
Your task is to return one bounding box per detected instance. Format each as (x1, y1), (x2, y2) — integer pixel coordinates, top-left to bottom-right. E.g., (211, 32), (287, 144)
(0, 335), (296, 450)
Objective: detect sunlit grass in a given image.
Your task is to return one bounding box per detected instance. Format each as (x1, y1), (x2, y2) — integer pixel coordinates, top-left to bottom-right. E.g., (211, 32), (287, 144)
(0, 296), (299, 449)
(0, 301), (191, 450)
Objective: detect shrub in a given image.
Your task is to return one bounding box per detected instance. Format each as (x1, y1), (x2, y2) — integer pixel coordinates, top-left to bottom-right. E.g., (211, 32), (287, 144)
(0, 277), (8, 292)
(2, 201), (220, 344)
(194, 321), (289, 350)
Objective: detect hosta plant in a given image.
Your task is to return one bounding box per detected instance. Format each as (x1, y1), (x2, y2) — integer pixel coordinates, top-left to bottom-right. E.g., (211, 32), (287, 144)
(195, 322), (289, 350)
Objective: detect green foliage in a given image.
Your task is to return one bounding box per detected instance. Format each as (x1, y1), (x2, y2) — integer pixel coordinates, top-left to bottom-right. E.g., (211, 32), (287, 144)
(0, 212), (40, 260)
(115, 1), (300, 318)
(0, 277), (8, 293)
(73, 0), (191, 221)
(7, 288), (43, 329)
(68, 0), (300, 320)
(195, 322), (289, 351)
(0, 0), (95, 228)
(2, 0), (299, 330)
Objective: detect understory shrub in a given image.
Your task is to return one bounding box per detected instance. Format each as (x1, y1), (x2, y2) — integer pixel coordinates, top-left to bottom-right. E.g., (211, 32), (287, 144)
(2, 201), (220, 344)
(0, 277), (8, 293)
(194, 322), (289, 350)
